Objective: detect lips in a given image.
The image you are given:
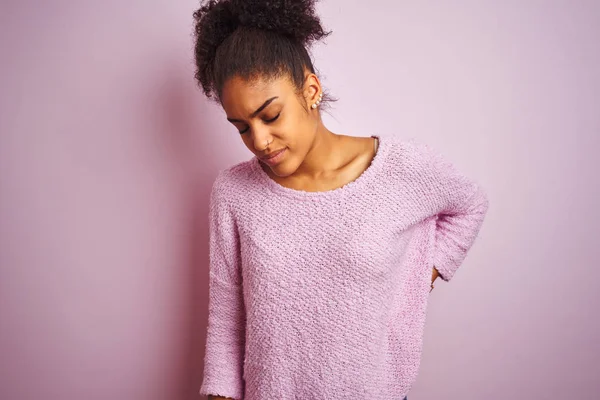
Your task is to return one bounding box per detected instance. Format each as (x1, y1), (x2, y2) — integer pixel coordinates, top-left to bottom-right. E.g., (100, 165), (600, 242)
(259, 147), (287, 166)
(260, 148), (286, 160)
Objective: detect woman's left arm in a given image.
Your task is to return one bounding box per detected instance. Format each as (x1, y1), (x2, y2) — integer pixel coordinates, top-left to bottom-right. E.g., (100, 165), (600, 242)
(406, 139), (490, 284)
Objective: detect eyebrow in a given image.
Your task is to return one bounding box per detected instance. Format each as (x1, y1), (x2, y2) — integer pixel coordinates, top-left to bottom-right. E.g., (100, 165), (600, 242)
(226, 96), (279, 123)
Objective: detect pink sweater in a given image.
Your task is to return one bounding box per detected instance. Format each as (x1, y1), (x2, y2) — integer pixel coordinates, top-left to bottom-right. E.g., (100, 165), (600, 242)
(199, 134), (489, 399)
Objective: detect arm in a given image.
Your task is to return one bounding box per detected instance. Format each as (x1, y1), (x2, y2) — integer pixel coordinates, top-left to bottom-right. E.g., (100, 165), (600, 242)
(432, 181), (489, 282)
(199, 172), (246, 400)
(408, 139), (490, 282)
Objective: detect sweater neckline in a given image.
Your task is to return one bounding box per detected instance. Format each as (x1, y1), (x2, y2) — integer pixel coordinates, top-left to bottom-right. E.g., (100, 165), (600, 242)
(250, 134), (388, 200)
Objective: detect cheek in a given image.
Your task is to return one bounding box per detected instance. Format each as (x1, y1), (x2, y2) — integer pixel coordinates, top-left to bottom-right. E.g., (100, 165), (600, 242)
(241, 136), (255, 152)
(283, 114), (314, 149)
(287, 109), (313, 134)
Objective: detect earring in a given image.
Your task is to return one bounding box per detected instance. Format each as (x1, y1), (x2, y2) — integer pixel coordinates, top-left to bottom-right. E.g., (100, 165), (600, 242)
(311, 92), (324, 109)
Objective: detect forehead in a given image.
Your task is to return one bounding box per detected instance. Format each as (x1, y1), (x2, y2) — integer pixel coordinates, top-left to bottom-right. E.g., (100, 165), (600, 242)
(221, 75), (295, 114)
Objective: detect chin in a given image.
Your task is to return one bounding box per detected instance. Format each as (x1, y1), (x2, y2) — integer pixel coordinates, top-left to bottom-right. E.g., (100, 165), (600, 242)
(266, 160), (296, 177)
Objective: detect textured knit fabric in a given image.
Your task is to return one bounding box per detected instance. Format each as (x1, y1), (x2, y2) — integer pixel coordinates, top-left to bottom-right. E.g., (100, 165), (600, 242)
(199, 134), (490, 400)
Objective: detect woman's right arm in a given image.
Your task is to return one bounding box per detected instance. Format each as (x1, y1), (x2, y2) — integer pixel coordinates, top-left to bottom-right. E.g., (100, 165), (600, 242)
(198, 172), (246, 400)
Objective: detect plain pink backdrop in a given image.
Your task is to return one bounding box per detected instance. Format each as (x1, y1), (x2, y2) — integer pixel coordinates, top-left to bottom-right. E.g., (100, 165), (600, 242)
(1, 1), (598, 399)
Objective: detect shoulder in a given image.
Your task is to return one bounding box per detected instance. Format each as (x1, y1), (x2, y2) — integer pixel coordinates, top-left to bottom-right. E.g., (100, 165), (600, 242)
(213, 158), (254, 188)
(382, 134), (450, 171)
(378, 135), (464, 197)
(210, 158), (257, 205)
(380, 134), (430, 170)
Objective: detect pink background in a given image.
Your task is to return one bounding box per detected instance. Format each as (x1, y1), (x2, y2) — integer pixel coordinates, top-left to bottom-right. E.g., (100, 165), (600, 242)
(1, 1), (598, 399)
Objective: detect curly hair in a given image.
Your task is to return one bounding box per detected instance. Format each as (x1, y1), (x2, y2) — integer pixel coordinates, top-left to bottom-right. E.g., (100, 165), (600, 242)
(192, 0), (336, 110)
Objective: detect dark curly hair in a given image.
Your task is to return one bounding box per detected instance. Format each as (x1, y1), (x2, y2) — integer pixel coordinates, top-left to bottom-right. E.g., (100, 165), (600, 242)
(192, 0), (336, 111)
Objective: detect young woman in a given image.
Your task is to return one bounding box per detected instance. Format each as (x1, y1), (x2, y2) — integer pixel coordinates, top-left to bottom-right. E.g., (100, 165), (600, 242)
(193, 1), (490, 399)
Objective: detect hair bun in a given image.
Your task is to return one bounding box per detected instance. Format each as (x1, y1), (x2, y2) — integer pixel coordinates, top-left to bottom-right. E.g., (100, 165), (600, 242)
(229, 0), (331, 47)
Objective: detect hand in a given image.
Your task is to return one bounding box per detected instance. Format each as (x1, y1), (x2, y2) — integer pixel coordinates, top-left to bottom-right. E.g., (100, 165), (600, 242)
(430, 267), (440, 292)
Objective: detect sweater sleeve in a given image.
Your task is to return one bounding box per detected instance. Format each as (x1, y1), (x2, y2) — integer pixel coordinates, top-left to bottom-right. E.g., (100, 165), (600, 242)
(407, 139), (490, 282)
(199, 172), (246, 400)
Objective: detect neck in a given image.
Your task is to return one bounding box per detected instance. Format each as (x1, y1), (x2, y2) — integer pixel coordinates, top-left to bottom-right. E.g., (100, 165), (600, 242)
(294, 124), (344, 178)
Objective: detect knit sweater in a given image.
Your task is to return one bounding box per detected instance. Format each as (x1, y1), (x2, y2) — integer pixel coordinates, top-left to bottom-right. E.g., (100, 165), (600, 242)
(199, 134), (489, 400)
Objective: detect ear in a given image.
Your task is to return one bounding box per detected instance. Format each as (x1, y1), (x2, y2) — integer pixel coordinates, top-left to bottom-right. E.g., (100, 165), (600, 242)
(303, 73), (322, 109)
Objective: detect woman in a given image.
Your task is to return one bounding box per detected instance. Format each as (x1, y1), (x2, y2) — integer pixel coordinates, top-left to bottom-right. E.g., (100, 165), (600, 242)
(193, 1), (490, 399)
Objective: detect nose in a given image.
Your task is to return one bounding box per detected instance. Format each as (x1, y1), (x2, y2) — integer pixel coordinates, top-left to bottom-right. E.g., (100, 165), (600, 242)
(252, 128), (272, 152)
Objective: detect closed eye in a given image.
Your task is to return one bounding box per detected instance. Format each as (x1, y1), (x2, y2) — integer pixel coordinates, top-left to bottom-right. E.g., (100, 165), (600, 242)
(239, 113), (280, 135)
(265, 113), (280, 123)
